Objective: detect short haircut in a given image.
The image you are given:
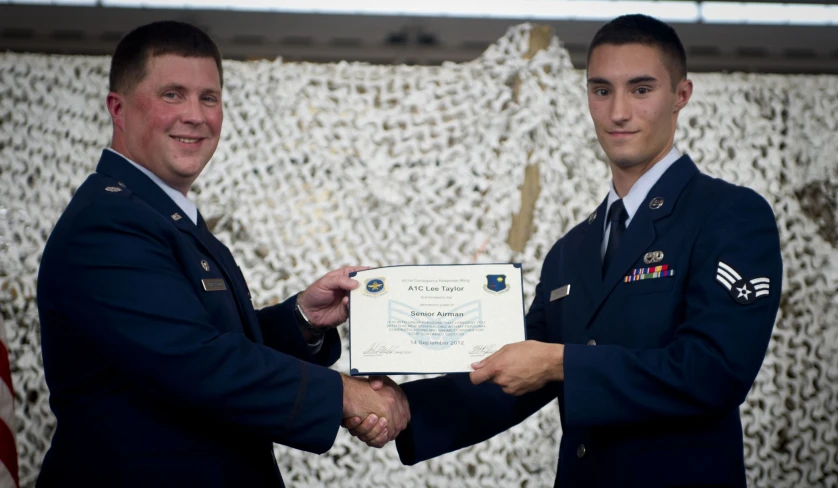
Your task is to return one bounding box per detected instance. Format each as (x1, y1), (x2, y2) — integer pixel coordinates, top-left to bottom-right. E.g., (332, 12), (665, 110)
(109, 20), (223, 94)
(587, 14), (687, 89)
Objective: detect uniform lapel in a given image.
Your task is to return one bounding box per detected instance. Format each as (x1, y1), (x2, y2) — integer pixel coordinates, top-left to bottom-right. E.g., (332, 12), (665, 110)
(568, 198), (608, 331)
(194, 215), (264, 344)
(95, 150), (263, 343)
(591, 155), (700, 321)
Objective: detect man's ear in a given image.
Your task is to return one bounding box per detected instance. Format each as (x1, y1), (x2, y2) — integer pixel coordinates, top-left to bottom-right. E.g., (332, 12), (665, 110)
(674, 78), (693, 112)
(106, 92), (125, 131)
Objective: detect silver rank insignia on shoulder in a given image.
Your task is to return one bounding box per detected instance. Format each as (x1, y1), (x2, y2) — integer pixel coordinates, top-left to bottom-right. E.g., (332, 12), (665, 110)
(201, 260), (210, 271)
(649, 197), (664, 209)
(644, 250), (664, 264)
(171, 213), (182, 221)
(715, 261), (770, 305)
(105, 186), (122, 192)
(550, 284), (570, 302)
(588, 211), (597, 224)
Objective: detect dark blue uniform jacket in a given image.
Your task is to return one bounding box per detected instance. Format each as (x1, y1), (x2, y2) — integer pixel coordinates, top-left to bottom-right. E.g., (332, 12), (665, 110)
(397, 155), (782, 488)
(37, 150), (343, 487)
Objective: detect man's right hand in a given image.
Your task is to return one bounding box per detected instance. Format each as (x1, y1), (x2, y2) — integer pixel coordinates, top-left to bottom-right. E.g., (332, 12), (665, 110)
(341, 375), (409, 448)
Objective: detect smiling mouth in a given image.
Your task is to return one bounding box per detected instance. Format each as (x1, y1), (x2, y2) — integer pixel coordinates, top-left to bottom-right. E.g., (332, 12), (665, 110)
(172, 136), (202, 144)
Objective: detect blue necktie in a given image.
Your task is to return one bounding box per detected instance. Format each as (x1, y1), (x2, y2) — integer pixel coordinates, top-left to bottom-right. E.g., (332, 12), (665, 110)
(602, 199), (627, 277)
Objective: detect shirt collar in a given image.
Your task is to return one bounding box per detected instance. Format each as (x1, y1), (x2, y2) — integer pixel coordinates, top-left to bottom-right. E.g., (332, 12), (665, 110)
(605, 145), (681, 228)
(105, 148), (198, 226)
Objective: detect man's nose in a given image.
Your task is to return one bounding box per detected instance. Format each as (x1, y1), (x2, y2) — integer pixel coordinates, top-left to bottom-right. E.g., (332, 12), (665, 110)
(180, 97), (206, 125)
(610, 91), (631, 123)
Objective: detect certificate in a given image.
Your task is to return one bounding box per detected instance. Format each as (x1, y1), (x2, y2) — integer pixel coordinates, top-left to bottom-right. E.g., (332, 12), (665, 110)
(348, 263), (526, 375)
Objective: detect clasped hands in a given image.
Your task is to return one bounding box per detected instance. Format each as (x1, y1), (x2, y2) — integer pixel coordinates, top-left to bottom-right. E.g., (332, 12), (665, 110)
(294, 266), (412, 447)
(341, 375), (410, 448)
(299, 268), (564, 447)
(343, 340), (564, 447)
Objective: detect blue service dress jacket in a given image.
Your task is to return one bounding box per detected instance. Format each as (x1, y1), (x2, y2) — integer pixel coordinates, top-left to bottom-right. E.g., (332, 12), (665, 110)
(396, 155), (782, 488)
(36, 150), (344, 487)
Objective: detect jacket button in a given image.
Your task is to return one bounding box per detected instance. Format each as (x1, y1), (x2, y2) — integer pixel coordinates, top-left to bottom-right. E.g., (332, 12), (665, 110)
(577, 444), (586, 459)
(586, 339), (597, 346)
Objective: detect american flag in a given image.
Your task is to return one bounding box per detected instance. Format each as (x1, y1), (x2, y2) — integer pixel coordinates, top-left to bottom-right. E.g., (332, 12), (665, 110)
(0, 316), (18, 488)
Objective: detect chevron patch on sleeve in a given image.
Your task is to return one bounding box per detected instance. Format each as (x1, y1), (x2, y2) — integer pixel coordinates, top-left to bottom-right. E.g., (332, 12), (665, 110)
(715, 261), (770, 305)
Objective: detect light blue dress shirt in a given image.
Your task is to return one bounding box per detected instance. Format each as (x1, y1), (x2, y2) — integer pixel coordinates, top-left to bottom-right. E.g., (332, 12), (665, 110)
(105, 148), (198, 225)
(105, 148), (323, 350)
(601, 146), (682, 260)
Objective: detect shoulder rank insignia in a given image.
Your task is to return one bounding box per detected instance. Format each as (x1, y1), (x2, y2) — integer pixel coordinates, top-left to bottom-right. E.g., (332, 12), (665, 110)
(715, 261), (770, 305)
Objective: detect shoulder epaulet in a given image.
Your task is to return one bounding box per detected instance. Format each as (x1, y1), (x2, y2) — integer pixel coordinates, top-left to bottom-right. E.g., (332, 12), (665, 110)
(100, 179), (131, 198)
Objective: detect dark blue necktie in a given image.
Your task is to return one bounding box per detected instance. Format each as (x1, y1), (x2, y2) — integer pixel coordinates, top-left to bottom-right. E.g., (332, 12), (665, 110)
(602, 199), (627, 277)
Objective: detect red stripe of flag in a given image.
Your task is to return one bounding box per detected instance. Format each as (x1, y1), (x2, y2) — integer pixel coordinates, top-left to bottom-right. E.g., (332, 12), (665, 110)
(0, 339), (19, 488)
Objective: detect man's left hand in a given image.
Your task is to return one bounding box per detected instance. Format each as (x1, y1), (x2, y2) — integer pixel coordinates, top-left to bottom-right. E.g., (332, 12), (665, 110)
(470, 340), (564, 395)
(298, 266), (368, 328)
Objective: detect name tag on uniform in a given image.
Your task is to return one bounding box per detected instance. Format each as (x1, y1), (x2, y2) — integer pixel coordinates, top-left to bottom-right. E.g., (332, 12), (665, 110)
(202, 278), (227, 292)
(550, 284), (570, 302)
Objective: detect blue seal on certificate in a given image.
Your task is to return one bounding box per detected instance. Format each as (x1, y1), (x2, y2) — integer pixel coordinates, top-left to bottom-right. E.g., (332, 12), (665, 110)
(484, 274), (508, 294)
(364, 278), (387, 297)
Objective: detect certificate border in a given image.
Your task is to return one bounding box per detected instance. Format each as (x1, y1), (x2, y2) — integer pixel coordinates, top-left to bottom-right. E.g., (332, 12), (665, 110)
(347, 262), (526, 376)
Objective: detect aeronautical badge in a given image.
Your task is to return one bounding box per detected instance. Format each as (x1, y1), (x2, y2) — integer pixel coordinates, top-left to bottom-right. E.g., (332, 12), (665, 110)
(715, 261), (770, 305)
(643, 250), (664, 264)
(363, 278), (387, 297)
(484, 275), (509, 294)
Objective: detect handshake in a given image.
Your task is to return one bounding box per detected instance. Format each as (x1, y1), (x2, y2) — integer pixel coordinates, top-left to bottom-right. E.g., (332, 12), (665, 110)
(340, 374), (409, 448)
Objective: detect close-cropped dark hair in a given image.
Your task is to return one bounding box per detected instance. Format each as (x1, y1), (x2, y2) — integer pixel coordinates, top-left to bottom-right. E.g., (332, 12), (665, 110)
(109, 21), (223, 94)
(587, 14), (687, 89)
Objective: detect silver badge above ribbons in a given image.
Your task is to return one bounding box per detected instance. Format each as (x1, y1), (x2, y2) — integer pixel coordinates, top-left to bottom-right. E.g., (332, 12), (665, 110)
(644, 251), (664, 264)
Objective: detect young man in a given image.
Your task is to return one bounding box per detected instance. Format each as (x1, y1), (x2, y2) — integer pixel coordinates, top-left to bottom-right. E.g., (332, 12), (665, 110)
(347, 14), (782, 487)
(36, 21), (408, 488)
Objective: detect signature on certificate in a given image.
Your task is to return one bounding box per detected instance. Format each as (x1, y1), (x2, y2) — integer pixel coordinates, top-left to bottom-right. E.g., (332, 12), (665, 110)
(362, 343), (410, 356)
(468, 344), (498, 356)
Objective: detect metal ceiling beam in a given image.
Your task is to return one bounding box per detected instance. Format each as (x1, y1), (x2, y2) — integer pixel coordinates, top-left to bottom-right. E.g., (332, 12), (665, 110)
(1, 5), (836, 73)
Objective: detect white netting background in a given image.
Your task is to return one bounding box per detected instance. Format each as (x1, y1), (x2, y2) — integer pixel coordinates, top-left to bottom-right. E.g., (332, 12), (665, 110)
(1, 24), (836, 488)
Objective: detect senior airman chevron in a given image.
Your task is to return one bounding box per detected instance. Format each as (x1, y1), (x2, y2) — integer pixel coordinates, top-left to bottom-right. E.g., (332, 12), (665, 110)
(715, 260), (770, 305)
(624, 264), (674, 282)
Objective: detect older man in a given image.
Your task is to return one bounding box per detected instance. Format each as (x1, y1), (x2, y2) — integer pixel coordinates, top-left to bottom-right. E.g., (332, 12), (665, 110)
(37, 21), (408, 488)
